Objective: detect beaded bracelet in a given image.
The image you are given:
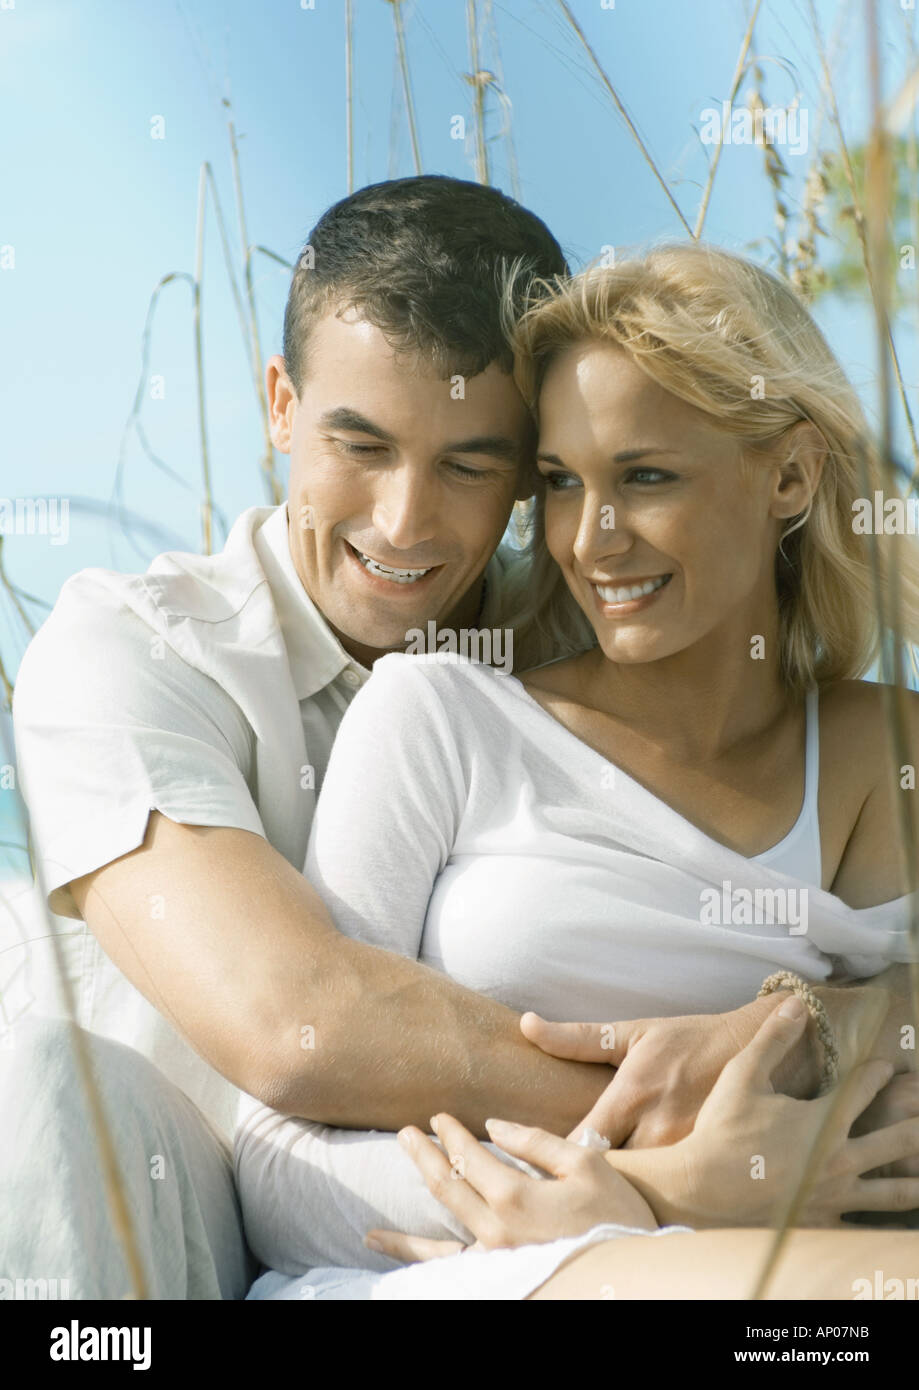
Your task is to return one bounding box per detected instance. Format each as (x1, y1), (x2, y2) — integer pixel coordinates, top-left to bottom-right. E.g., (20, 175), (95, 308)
(757, 970), (840, 1096)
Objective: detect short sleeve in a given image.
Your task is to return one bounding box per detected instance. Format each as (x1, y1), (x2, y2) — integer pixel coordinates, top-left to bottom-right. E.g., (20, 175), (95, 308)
(304, 654), (466, 957)
(12, 574), (266, 919)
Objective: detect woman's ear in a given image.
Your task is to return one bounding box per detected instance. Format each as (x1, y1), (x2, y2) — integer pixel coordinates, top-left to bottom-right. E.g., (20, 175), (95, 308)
(770, 420), (828, 520)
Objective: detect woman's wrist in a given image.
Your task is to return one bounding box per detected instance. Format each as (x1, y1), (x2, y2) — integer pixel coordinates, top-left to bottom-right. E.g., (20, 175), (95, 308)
(603, 1141), (699, 1229)
(813, 982), (901, 1074)
(723, 994), (820, 1099)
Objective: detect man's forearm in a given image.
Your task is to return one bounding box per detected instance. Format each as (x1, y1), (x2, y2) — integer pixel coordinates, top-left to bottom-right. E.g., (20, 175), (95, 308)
(70, 818), (608, 1142)
(261, 933), (609, 1138)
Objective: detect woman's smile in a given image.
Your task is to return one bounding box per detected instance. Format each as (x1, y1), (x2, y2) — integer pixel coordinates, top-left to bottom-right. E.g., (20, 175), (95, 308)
(589, 572), (673, 615)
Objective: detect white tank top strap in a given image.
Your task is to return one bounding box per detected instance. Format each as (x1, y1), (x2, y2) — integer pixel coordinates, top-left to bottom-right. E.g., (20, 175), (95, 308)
(750, 685), (822, 886)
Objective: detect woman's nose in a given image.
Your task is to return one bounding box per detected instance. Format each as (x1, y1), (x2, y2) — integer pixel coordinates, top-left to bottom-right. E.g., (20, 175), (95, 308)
(572, 501), (633, 566)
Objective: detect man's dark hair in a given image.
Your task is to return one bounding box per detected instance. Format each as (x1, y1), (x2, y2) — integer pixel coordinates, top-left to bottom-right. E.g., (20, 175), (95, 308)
(282, 175), (568, 394)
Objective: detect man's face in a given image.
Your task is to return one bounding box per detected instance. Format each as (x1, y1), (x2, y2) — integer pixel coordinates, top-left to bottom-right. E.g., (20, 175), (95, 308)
(268, 310), (533, 665)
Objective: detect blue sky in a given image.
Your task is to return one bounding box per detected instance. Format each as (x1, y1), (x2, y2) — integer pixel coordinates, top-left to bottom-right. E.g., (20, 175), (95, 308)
(1, 0), (917, 867)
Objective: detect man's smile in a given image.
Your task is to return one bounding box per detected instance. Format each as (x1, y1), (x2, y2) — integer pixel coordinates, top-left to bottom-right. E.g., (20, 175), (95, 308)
(344, 540), (442, 590)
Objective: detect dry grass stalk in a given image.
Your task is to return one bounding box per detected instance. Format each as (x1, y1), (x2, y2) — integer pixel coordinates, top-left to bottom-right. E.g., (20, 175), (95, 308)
(694, 0), (763, 240)
(387, 0), (423, 176)
(194, 164), (214, 556)
(466, 0), (490, 185)
(226, 107), (283, 506)
(807, 0), (919, 483)
(552, 0), (692, 236)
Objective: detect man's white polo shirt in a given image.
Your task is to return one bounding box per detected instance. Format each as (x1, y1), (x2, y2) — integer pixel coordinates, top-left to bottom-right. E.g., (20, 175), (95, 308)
(8, 501), (509, 1136)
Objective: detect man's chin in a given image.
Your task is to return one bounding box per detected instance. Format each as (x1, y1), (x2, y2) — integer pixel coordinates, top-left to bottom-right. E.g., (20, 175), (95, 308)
(329, 611), (431, 659)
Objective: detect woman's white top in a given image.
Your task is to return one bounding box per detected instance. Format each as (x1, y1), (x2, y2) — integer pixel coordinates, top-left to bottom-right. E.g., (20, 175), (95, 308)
(303, 654), (910, 1016)
(237, 654), (915, 1295)
(749, 686), (821, 883)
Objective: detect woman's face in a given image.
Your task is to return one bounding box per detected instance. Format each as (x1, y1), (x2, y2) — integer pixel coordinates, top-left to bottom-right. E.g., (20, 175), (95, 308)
(536, 340), (791, 667)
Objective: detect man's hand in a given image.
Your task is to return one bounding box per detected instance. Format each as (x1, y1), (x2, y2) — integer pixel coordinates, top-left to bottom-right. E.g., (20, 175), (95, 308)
(524, 976), (910, 1154)
(520, 997), (806, 1148)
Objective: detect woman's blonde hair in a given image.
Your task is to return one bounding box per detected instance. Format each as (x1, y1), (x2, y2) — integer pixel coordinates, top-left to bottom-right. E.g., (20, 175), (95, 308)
(498, 241), (919, 695)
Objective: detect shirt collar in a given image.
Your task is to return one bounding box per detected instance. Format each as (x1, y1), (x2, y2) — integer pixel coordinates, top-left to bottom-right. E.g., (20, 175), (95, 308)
(254, 502), (368, 701)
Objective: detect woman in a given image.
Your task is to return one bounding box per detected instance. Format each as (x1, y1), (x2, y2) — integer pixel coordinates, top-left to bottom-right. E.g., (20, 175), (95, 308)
(236, 243), (919, 1299)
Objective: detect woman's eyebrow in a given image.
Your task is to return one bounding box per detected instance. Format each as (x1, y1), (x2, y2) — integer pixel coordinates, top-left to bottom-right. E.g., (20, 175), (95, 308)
(536, 447), (677, 466)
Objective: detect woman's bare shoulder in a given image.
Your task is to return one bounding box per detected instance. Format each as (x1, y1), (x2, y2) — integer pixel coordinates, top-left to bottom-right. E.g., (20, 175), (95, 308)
(819, 678), (919, 757)
(819, 679), (919, 907)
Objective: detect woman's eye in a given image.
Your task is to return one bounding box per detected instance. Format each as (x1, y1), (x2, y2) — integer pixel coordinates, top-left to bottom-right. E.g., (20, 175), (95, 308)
(626, 468), (674, 485)
(544, 471), (581, 491)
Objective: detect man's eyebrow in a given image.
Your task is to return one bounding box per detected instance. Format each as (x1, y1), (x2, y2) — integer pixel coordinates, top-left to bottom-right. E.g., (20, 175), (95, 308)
(319, 407), (397, 443)
(441, 435), (521, 463)
(536, 447), (677, 466)
(320, 409), (520, 463)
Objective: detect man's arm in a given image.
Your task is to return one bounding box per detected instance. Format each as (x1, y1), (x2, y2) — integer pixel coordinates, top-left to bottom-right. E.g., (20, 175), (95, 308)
(69, 811), (608, 1137)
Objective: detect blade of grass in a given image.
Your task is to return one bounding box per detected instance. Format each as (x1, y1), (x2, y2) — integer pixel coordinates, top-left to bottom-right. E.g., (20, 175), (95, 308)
(551, 0), (692, 236)
(226, 105), (283, 506)
(483, 0), (521, 199)
(0, 728), (149, 1299)
(346, 0), (355, 193)
(387, 0), (423, 175)
(694, 0), (763, 240)
(466, 0), (489, 184)
(194, 164), (214, 556)
(807, 0), (919, 485)
(754, 0), (919, 1300)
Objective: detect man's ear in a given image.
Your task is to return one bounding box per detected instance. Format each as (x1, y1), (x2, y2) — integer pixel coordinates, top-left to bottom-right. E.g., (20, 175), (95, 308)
(267, 355), (297, 453)
(770, 420), (827, 520)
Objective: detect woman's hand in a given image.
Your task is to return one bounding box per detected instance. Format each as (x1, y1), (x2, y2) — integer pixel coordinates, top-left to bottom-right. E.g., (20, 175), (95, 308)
(521, 1003), (787, 1148)
(847, 1071), (919, 1178)
(364, 1113), (658, 1265)
(625, 998), (919, 1229)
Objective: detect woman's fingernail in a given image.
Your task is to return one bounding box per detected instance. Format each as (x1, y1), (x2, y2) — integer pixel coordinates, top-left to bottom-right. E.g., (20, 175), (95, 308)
(485, 1118), (515, 1135)
(397, 1128), (412, 1147)
(365, 1236), (382, 1252)
(778, 995), (806, 1019)
(429, 1116), (439, 1134)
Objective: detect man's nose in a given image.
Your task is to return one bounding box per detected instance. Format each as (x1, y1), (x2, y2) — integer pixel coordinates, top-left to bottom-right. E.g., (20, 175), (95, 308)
(371, 466), (439, 552)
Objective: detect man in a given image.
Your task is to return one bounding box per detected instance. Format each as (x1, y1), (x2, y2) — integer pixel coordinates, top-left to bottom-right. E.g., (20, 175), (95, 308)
(2, 176), (612, 1300)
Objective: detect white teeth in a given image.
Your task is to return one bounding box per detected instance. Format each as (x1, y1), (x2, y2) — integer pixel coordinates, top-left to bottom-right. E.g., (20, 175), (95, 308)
(354, 548), (432, 584)
(596, 575), (669, 604)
